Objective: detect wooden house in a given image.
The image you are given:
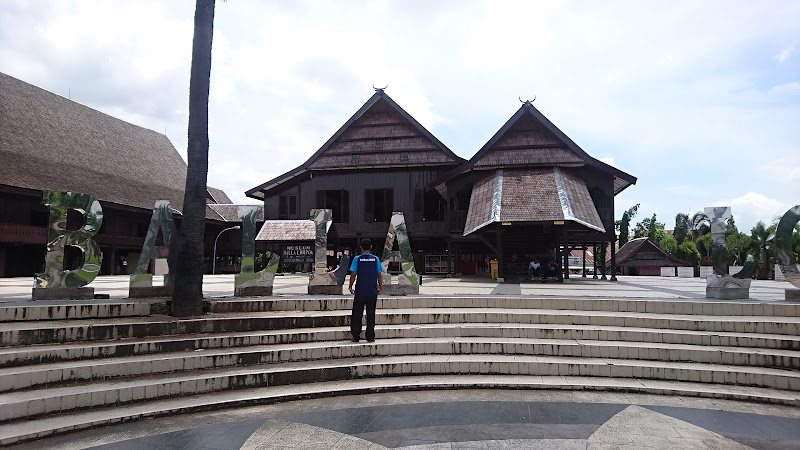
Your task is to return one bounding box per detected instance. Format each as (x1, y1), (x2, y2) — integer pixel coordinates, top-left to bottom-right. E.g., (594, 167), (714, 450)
(245, 89), (466, 272)
(0, 72), (247, 277)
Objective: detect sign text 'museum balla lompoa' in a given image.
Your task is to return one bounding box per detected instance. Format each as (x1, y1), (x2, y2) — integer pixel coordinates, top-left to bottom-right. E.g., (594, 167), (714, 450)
(282, 245), (313, 264)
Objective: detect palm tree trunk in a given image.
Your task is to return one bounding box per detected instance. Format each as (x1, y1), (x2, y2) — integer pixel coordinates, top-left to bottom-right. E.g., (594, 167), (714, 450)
(172, 0), (215, 316)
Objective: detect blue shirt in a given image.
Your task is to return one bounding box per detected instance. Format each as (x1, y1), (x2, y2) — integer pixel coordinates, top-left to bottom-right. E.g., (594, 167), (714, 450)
(349, 253), (383, 296)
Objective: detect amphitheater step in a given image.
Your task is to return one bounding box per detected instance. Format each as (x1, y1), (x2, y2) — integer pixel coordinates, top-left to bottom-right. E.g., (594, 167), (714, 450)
(0, 302), (150, 322)
(209, 296), (800, 317)
(2, 354), (799, 422)
(2, 324), (798, 368)
(1, 374), (798, 446)
(3, 308), (800, 347)
(2, 336), (799, 392)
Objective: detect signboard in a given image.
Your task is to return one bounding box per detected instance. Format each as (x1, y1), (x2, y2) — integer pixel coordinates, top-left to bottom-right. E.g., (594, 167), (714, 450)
(568, 256), (581, 267)
(283, 245), (313, 264)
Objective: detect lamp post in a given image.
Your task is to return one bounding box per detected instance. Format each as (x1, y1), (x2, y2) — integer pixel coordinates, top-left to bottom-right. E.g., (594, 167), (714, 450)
(212, 225), (240, 275)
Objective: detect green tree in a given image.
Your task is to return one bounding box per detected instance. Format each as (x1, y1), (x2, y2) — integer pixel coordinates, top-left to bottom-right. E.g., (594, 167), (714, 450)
(678, 240), (700, 270)
(172, 0), (217, 316)
(726, 232), (751, 266)
(750, 221), (776, 280)
(615, 203), (639, 248)
(633, 217), (651, 238)
(696, 233), (712, 265)
(674, 213), (689, 245)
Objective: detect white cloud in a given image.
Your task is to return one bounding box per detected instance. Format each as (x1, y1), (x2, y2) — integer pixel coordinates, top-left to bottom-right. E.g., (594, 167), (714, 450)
(716, 193), (792, 231)
(776, 44), (794, 63)
(599, 157), (616, 167)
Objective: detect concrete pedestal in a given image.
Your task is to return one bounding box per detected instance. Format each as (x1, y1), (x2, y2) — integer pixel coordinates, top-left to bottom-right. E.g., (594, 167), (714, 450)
(786, 289), (800, 301)
(129, 286), (172, 298)
(32, 287), (94, 300)
(706, 287), (749, 300)
(235, 286), (273, 297)
(383, 284), (420, 296)
(308, 285), (343, 295)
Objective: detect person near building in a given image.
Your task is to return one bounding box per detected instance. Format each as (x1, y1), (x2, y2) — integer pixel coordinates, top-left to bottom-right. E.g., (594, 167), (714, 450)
(348, 238), (383, 342)
(528, 258), (542, 280)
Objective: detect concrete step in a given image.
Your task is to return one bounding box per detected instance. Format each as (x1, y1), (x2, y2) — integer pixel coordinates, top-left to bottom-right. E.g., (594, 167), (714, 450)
(3, 323), (798, 368)
(1, 375), (797, 446)
(210, 296), (800, 316)
(2, 354), (799, 422)
(0, 302), (150, 322)
(2, 336), (799, 392)
(3, 308), (800, 347)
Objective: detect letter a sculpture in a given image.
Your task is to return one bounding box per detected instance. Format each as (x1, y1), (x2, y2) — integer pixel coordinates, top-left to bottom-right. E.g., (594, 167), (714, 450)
(381, 212), (420, 295)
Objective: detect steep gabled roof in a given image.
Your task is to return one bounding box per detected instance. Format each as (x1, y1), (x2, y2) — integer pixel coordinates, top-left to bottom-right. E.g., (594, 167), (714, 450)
(435, 101), (636, 195)
(246, 89), (463, 199)
(615, 237), (691, 267)
(0, 71), (190, 212)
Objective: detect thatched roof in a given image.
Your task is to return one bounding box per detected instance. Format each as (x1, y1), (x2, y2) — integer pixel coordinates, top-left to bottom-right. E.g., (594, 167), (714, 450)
(255, 220), (315, 241)
(245, 89), (464, 199)
(0, 72), (190, 213)
(0, 72), (243, 222)
(434, 101), (636, 196)
(615, 237), (691, 267)
(463, 167), (604, 236)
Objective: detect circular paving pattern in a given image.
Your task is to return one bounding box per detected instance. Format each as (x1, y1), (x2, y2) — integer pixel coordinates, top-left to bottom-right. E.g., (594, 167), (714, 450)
(13, 390), (800, 450)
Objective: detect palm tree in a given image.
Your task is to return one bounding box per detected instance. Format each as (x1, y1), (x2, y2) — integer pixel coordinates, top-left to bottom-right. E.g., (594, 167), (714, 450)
(172, 0), (216, 316)
(750, 221), (774, 280)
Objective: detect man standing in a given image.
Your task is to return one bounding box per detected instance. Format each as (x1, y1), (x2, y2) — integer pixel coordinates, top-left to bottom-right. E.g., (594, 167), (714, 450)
(348, 238), (383, 342)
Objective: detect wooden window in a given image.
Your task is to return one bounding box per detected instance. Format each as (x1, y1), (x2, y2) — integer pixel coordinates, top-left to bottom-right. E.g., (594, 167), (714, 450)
(414, 189), (446, 221)
(400, 151), (408, 162)
(352, 154), (359, 164)
(279, 194), (298, 219)
(364, 188), (393, 223)
(316, 190), (349, 223)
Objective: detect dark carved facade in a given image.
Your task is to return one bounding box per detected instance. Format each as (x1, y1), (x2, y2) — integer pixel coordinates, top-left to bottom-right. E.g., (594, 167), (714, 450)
(247, 91), (637, 279)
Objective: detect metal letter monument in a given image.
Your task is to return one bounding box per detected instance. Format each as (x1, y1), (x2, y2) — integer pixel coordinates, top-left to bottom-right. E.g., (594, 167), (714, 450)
(381, 212), (420, 295)
(129, 200), (178, 298)
(695, 206), (754, 300)
(776, 205), (800, 301)
(33, 191), (104, 300)
(234, 206), (279, 296)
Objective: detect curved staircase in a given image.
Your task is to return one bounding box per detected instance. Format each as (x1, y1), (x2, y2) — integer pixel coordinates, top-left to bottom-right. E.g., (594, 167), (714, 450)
(1, 296), (799, 445)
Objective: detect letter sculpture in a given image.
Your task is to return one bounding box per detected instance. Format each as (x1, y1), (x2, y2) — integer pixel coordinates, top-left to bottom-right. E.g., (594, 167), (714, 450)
(381, 212), (419, 295)
(129, 201), (177, 297)
(775, 205), (800, 300)
(235, 206), (279, 296)
(33, 191), (103, 300)
(694, 206), (753, 299)
(308, 209), (346, 294)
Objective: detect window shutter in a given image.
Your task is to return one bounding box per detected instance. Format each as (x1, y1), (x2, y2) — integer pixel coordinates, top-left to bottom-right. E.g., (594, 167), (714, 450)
(364, 189), (374, 222)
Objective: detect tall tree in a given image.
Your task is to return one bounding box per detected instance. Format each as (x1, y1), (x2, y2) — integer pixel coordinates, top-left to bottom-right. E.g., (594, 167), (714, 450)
(172, 0), (216, 316)
(674, 213), (689, 244)
(615, 203), (639, 247)
(750, 221), (775, 280)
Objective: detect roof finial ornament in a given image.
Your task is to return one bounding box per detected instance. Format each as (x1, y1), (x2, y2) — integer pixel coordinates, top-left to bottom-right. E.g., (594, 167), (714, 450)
(373, 84), (388, 91)
(519, 95), (536, 104)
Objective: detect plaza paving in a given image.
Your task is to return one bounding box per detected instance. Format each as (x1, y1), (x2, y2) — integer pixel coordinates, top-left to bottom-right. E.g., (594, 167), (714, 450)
(0, 273), (796, 303)
(2, 274), (799, 449)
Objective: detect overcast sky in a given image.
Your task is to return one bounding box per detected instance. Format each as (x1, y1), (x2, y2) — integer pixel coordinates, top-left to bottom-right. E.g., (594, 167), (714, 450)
(2, 0), (798, 232)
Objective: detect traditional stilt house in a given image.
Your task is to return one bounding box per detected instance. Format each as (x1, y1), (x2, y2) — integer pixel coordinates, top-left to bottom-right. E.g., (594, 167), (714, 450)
(246, 89), (466, 272)
(0, 72), (247, 277)
(248, 93), (636, 279)
(433, 100), (636, 279)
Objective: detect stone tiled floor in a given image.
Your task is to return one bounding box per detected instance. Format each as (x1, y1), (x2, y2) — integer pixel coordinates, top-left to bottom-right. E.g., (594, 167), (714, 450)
(0, 274), (797, 303)
(12, 390), (800, 449)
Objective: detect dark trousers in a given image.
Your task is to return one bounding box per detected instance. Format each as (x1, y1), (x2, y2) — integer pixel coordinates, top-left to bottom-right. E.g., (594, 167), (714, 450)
(351, 294), (377, 341)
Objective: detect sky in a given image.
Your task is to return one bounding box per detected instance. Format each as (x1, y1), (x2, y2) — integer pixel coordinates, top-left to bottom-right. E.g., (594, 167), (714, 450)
(1, 0), (798, 233)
